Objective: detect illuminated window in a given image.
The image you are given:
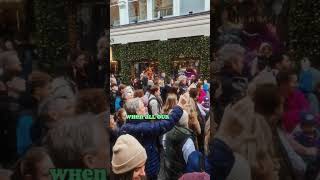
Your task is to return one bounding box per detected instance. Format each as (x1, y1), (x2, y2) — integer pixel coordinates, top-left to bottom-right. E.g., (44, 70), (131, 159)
(110, 0), (120, 26)
(153, 0), (173, 18)
(128, 0), (147, 23)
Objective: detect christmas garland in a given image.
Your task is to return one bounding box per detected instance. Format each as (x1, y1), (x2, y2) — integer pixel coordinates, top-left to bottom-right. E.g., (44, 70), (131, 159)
(288, 0), (320, 65)
(112, 36), (210, 84)
(33, 0), (68, 73)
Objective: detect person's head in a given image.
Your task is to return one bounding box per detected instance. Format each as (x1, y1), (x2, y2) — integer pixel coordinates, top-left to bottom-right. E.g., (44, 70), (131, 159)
(4, 39), (15, 51)
(123, 86), (134, 101)
(75, 88), (107, 115)
(218, 44), (245, 74)
(189, 88), (199, 100)
(1, 51), (22, 76)
(150, 85), (160, 96)
(259, 42), (273, 58)
(29, 71), (52, 101)
(270, 53), (292, 71)
(43, 114), (108, 168)
(70, 50), (90, 69)
(169, 85), (179, 95)
(116, 108), (127, 124)
(178, 75), (187, 86)
(119, 84), (127, 94)
(134, 89), (144, 98)
(154, 77), (160, 86)
(179, 172), (210, 180)
(38, 96), (75, 129)
(277, 70), (298, 95)
(111, 83), (118, 92)
(124, 98), (146, 115)
(112, 134), (147, 180)
(12, 147), (54, 180)
(196, 81), (203, 90)
(163, 93), (178, 114)
(49, 77), (77, 100)
(300, 112), (317, 135)
(253, 83), (283, 121)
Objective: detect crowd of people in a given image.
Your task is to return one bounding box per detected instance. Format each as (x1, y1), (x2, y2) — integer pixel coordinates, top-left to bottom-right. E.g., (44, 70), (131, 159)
(109, 69), (211, 180)
(209, 5), (320, 180)
(0, 35), (108, 180)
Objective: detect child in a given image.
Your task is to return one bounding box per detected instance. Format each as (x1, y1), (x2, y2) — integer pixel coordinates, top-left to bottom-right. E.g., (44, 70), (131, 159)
(293, 112), (320, 164)
(277, 70), (310, 132)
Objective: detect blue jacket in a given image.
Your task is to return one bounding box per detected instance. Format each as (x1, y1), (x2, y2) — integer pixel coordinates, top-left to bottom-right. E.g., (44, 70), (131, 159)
(119, 106), (183, 177)
(16, 115), (33, 156)
(206, 138), (235, 180)
(115, 96), (122, 111)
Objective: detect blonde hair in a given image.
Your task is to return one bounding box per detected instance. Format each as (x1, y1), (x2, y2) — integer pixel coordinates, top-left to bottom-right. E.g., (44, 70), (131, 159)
(162, 93), (177, 114)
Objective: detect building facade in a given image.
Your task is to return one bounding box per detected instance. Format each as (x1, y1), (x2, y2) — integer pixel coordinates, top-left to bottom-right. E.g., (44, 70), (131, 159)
(110, 0), (210, 83)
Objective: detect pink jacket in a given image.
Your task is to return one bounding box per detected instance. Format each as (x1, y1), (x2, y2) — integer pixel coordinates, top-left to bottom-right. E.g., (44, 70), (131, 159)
(282, 89), (309, 133)
(198, 89), (206, 103)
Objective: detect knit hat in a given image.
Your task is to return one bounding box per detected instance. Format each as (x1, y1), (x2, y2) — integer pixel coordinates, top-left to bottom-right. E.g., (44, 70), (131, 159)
(178, 110), (189, 128)
(226, 153), (251, 180)
(112, 134), (147, 174)
(179, 172), (210, 180)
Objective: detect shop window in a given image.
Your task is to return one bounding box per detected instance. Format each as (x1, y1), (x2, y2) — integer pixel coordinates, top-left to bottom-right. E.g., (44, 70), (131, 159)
(110, 0), (120, 26)
(129, 0), (147, 23)
(180, 0), (205, 15)
(153, 0), (173, 18)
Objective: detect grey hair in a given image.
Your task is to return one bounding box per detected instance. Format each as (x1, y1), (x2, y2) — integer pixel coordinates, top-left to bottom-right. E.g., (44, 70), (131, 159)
(218, 44), (245, 65)
(43, 114), (104, 168)
(122, 86), (134, 100)
(38, 96), (75, 121)
(124, 97), (142, 115)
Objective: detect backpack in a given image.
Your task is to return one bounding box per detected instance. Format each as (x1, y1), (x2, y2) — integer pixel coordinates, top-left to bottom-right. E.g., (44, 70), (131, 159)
(147, 95), (162, 115)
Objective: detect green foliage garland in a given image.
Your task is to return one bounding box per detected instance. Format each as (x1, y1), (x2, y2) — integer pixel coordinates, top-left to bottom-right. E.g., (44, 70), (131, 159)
(112, 36), (210, 84)
(33, 0), (68, 73)
(288, 0), (320, 64)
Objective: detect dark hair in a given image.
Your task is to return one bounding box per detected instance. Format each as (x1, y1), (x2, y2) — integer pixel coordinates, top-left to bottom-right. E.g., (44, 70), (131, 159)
(119, 84), (126, 91)
(169, 86), (178, 95)
(270, 53), (285, 68)
(76, 88), (107, 114)
(197, 82), (203, 89)
(111, 83), (117, 88)
(134, 89), (144, 98)
(150, 85), (160, 95)
(11, 147), (50, 180)
(189, 88), (198, 99)
(111, 170), (134, 180)
(29, 71), (52, 94)
(276, 70), (296, 85)
(69, 50), (90, 63)
(253, 83), (281, 117)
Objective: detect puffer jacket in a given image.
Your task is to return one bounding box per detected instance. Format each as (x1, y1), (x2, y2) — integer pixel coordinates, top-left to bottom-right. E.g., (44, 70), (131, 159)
(206, 138), (235, 180)
(119, 105), (183, 178)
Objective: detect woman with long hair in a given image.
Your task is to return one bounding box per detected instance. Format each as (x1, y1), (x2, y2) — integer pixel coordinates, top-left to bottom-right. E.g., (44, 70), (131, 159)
(162, 93), (178, 114)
